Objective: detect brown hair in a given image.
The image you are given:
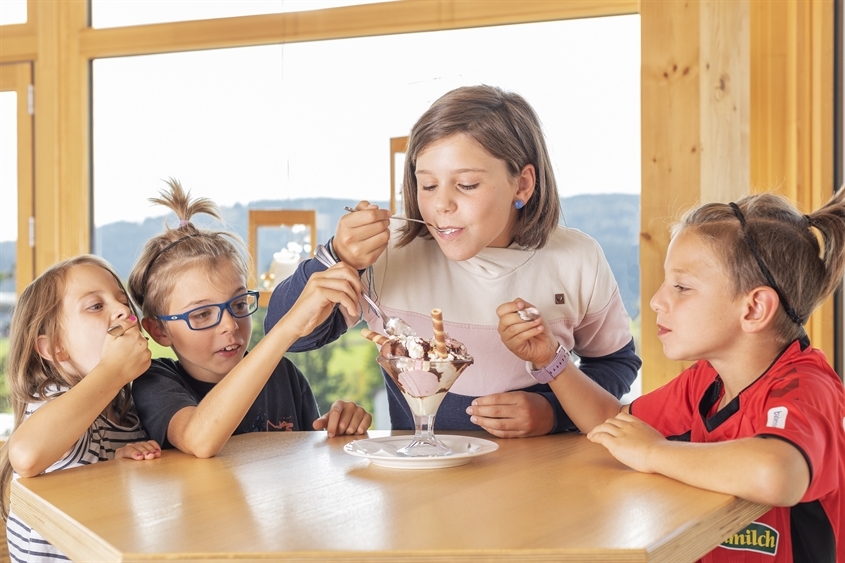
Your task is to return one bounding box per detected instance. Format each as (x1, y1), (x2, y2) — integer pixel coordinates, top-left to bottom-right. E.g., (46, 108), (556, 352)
(674, 187), (845, 344)
(0, 255), (136, 519)
(397, 85), (561, 249)
(127, 178), (249, 320)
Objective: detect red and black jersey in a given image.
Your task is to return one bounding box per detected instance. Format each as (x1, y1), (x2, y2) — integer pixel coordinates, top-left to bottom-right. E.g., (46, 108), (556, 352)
(631, 338), (845, 563)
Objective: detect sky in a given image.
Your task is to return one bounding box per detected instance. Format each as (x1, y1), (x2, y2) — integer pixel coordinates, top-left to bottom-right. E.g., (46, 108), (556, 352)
(0, 2), (640, 242)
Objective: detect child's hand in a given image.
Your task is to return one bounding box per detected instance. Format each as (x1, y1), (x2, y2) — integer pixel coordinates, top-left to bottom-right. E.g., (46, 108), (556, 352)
(333, 201), (391, 270)
(466, 391), (555, 438)
(286, 263), (364, 337)
(115, 440), (161, 461)
(312, 400), (372, 437)
(587, 412), (665, 473)
(99, 316), (152, 384)
(496, 299), (559, 369)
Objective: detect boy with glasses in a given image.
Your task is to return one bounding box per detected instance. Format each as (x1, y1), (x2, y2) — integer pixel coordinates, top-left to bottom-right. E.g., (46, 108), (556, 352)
(127, 180), (371, 458)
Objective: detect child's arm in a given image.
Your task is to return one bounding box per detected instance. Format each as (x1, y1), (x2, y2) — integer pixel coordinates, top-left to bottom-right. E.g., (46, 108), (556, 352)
(8, 321), (151, 477)
(165, 263), (366, 458)
(263, 201), (390, 341)
(588, 413), (810, 506)
(478, 300), (623, 436)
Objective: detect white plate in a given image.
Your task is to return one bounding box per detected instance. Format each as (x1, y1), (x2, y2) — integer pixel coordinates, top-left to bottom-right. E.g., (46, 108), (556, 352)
(343, 435), (499, 469)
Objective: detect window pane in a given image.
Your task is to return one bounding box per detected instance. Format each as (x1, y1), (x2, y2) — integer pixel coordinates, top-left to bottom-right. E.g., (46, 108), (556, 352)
(93, 15), (642, 422)
(0, 92), (17, 292)
(0, 91), (17, 427)
(92, 0), (395, 29)
(0, 0), (27, 26)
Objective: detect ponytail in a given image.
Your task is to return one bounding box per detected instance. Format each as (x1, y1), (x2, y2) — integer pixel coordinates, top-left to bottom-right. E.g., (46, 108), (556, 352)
(127, 179), (248, 320)
(676, 186), (845, 344)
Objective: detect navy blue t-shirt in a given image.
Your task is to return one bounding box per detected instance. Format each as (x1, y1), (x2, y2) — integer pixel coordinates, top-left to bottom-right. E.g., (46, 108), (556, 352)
(132, 355), (320, 448)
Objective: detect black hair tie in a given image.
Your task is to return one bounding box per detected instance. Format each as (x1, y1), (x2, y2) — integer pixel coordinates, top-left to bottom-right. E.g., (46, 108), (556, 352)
(140, 234), (202, 298)
(729, 203), (804, 325)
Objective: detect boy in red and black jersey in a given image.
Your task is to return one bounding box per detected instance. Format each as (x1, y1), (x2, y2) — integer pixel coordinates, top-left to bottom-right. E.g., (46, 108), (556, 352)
(631, 336), (843, 562)
(497, 188), (845, 562)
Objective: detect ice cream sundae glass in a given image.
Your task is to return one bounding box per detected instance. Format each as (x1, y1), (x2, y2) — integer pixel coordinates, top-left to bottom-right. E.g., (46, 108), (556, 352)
(364, 309), (473, 457)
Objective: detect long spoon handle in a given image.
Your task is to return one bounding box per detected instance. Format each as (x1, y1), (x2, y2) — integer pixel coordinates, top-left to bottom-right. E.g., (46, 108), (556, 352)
(313, 244), (389, 326)
(343, 206), (428, 226)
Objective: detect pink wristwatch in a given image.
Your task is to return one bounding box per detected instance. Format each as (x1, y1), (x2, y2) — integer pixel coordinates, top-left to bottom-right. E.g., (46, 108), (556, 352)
(527, 344), (571, 384)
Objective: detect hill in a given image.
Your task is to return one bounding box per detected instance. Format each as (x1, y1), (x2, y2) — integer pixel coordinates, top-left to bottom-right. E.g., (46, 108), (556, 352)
(0, 194), (640, 319)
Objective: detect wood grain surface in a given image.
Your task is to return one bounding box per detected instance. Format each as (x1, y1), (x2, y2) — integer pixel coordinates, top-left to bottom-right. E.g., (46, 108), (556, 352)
(11, 431), (769, 562)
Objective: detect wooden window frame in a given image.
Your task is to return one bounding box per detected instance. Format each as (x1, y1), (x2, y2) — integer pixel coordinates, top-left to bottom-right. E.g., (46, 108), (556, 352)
(247, 209), (317, 308)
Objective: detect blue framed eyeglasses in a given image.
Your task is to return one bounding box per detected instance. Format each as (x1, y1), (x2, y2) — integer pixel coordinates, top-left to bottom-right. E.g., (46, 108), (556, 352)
(156, 291), (260, 331)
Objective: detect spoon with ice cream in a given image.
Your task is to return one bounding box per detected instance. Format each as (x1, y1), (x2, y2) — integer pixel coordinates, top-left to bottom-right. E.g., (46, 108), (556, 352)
(312, 244), (415, 337)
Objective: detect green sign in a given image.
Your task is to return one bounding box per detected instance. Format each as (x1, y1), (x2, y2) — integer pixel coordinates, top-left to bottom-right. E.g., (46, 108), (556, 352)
(721, 522), (778, 556)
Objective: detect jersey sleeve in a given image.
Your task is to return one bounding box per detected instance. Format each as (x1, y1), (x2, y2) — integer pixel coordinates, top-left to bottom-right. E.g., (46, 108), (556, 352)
(629, 364), (703, 439)
(754, 368), (844, 500)
(131, 360), (199, 448)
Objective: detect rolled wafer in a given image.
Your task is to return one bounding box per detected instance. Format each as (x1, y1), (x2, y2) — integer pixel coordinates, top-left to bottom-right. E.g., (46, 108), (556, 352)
(361, 328), (389, 347)
(431, 308), (448, 359)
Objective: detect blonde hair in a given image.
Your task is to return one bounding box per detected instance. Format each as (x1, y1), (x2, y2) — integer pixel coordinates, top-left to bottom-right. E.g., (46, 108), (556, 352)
(0, 255), (136, 519)
(674, 187), (845, 344)
(397, 85), (561, 249)
(127, 178), (249, 320)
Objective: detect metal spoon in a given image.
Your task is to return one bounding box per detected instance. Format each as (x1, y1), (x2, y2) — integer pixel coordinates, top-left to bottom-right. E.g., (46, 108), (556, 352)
(517, 307), (540, 322)
(343, 206), (450, 234)
(312, 244), (415, 337)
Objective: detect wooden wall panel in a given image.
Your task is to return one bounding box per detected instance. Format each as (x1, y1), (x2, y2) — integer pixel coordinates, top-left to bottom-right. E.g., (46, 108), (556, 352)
(640, 0), (701, 391)
(700, 1), (749, 204)
(750, 0), (835, 360)
(640, 0), (750, 392)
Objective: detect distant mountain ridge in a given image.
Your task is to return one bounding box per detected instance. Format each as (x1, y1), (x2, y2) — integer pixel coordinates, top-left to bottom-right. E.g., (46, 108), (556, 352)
(0, 194), (640, 319)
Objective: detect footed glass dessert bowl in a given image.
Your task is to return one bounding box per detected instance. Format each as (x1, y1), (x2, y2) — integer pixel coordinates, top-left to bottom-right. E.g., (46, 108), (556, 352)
(377, 355), (474, 457)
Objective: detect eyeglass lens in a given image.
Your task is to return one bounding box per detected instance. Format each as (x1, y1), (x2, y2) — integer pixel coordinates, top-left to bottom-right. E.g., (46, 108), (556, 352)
(188, 293), (258, 329)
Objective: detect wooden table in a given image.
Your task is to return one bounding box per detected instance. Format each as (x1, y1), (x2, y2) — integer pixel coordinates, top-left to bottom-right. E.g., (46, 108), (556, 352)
(11, 431), (768, 562)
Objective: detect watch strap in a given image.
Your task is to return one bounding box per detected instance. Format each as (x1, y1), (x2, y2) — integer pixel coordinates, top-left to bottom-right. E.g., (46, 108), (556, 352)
(526, 344), (570, 384)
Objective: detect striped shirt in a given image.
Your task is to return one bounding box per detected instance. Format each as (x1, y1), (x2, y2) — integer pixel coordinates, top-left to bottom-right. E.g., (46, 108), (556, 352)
(7, 386), (147, 563)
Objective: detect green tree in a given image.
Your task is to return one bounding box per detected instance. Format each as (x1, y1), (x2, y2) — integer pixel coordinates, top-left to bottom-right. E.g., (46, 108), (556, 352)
(254, 312), (383, 416)
(288, 330), (382, 415)
(0, 337), (10, 413)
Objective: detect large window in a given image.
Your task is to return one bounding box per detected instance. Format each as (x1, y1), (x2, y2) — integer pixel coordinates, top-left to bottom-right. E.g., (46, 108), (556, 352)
(93, 17), (640, 228)
(92, 15), (642, 424)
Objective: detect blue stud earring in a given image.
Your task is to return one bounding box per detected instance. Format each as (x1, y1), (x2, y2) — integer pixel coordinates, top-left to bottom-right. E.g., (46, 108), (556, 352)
(514, 199), (525, 210)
